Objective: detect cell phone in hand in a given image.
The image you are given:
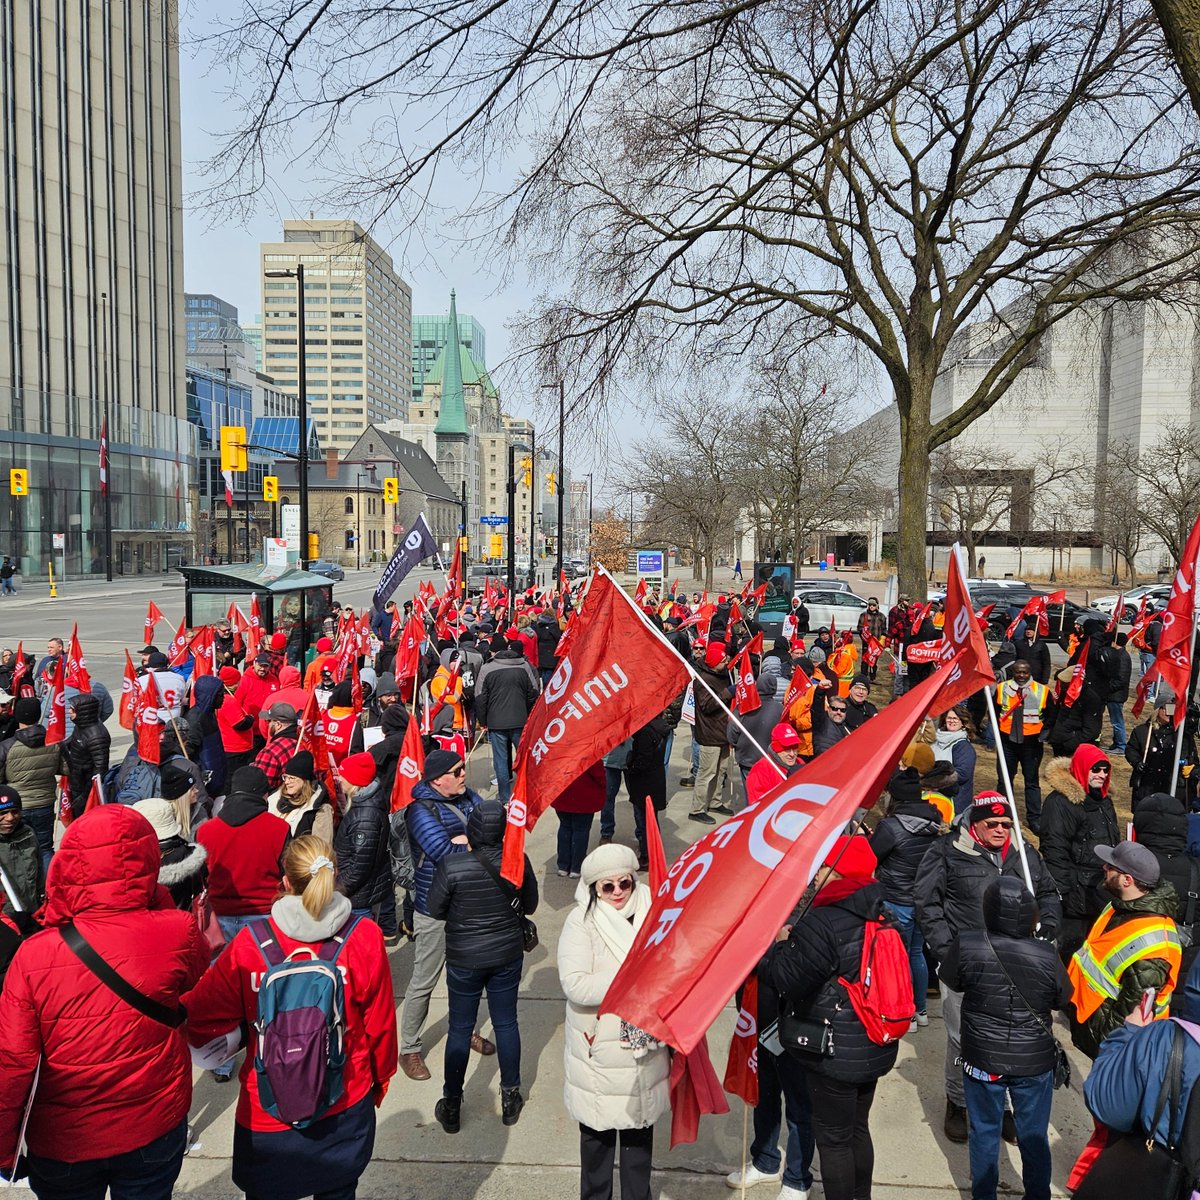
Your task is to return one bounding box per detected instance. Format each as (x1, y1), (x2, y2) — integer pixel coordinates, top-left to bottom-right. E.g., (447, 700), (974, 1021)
(1139, 987), (1157, 1023)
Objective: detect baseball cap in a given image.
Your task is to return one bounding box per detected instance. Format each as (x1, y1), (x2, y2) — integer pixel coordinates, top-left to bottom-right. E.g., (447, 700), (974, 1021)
(771, 723), (800, 750)
(259, 701), (297, 723)
(1095, 840), (1160, 886)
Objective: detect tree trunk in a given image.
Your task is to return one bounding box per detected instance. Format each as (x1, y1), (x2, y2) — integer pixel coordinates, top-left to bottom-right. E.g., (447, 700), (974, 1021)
(896, 398), (933, 601)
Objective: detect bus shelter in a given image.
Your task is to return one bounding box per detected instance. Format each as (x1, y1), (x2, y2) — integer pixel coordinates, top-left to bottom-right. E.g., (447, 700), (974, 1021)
(175, 563), (336, 662)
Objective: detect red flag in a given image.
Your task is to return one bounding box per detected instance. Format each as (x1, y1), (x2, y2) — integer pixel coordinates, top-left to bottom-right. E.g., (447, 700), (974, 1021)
(118, 651), (138, 730)
(1106, 594), (1124, 634)
(227, 602), (251, 658)
(64, 624), (91, 692)
(722, 975), (760, 1106)
(10, 642), (28, 697)
(634, 578), (648, 605)
(188, 627), (214, 678)
(445, 537), (463, 596)
(745, 631), (764, 657)
(389, 718), (427, 813)
(667, 1031), (730, 1148)
(908, 603), (928, 636)
(58, 776), (74, 828)
(599, 649), (983, 1053)
(731, 646), (762, 714)
(863, 633), (885, 667)
(247, 594), (264, 661)
(85, 775), (106, 813)
(501, 571), (691, 883)
(1062, 639), (1090, 709)
(99, 417), (108, 497)
(780, 666), (814, 723)
(1005, 595), (1050, 639)
(44, 658), (66, 745)
(396, 614), (425, 680)
(728, 599), (743, 625)
(166, 617), (190, 668)
(143, 601), (165, 650)
(928, 545), (996, 717)
(974, 603), (996, 624)
(746, 581), (768, 608)
(133, 673), (162, 764)
(1142, 512), (1200, 724)
(1132, 667), (1159, 719)
(297, 690), (338, 802)
(1128, 595), (1153, 644)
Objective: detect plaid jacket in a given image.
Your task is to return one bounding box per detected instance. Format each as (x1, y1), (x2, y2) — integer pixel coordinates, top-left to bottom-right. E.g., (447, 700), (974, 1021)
(253, 731), (297, 790)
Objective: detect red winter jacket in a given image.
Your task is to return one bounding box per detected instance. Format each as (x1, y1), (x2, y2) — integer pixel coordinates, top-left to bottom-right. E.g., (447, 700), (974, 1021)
(196, 801), (290, 916)
(551, 762), (607, 814)
(183, 902), (398, 1132)
(217, 690), (256, 755)
(0, 806), (209, 1164)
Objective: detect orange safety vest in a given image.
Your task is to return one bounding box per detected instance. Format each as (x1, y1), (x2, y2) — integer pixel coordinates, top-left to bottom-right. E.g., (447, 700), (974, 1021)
(787, 691), (816, 759)
(430, 668), (465, 731)
(1067, 905), (1182, 1023)
(996, 679), (1049, 736)
(923, 790), (953, 825)
(827, 645), (859, 697)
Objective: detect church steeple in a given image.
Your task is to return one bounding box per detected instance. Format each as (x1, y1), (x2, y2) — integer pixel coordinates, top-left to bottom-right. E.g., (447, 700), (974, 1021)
(434, 290), (469, 438)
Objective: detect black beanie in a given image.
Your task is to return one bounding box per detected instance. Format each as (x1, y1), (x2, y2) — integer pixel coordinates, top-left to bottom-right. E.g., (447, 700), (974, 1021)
(422, 748), (463, 782)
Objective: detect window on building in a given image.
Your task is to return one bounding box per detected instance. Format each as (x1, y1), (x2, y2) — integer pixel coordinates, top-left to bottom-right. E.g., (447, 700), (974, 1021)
(344, 496), (354, 514)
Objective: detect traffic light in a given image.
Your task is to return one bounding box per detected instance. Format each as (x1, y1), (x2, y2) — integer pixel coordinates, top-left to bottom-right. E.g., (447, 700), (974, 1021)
(262, 475), (278, 502)
(520, 457), (532, 488)
(307, 532), (320, 560)
(220, 426), (247, 472)
(9, 469), (27, 496)
(547, 471), (556, 496)
(384, 477), (399, 503)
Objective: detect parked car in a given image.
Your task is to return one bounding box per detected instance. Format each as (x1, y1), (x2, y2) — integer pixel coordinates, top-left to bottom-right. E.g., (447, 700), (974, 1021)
(1091, 584), (1171, 621)
(566, 559), (590, 580)
(986, 596), (1108, 641)
(309, 559), (345, 581)
(757, 589), (868, 643)
(795, 577), (854, 594)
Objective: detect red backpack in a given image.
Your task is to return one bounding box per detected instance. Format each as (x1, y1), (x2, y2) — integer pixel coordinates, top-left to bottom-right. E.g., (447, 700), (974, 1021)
(838, 915), (916, 1045)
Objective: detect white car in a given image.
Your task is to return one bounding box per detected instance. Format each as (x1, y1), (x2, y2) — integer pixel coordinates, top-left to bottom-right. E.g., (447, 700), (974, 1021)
(1092, 584), (1170, 620)
(795, 578), (854, 594)
(794, 589), (870, 632)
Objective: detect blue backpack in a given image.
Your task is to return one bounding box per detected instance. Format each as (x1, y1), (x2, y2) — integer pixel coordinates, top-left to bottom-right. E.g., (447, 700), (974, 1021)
(248, 915), (362, 1128)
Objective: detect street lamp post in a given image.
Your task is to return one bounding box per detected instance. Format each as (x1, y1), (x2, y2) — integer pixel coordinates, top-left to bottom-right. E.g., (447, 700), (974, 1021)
(542, 380), (566, 585)
(264, 265), (309, 570)
(99, 291), (113, 582)
(355, 473), (363, 571)
(507, 443), (517, 604)
(587, 472), (593, 562)
(528, 428), (537, 590)
(1049, 513), (1058, 584)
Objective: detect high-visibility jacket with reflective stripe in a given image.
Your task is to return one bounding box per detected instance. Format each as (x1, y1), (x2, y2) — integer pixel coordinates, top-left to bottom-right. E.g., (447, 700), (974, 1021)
(1068, 905), (1182, 1022)
(996, 679), (1050, 735)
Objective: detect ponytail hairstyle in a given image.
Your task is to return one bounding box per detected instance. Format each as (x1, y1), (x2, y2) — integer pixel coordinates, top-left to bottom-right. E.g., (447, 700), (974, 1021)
(283, 834), (337, 921)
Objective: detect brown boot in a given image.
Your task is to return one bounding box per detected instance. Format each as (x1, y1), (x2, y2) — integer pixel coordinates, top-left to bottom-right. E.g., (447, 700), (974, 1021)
(944, 1099), (969, 1143)
(400, 1051), (431, 1081)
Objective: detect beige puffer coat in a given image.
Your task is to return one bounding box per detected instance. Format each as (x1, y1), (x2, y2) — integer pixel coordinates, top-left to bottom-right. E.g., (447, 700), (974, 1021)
(557, 885), (670, 1131)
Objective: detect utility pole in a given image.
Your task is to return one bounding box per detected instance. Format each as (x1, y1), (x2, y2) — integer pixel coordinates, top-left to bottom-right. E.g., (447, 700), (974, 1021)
(507, 443), (517, 607)
(587, 472), (593, 562)
(556, 380), (565, 586)
(528, 427), (537, 590)
(100, 292), (113, 582)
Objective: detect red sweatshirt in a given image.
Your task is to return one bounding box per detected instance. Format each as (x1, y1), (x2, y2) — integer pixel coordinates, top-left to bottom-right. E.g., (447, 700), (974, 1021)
(196, 810), (289, 916)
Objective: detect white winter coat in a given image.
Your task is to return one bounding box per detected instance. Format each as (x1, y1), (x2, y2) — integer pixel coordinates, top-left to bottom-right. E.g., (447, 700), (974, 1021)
(557, 885), (671, 1131)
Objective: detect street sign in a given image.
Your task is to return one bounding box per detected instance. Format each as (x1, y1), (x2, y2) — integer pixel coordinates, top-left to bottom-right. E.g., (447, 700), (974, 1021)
(52, 533), (65, 550)
(281, 504), (300, 554)
(480, 515), (508, 526)
(264, 538), (288, 568)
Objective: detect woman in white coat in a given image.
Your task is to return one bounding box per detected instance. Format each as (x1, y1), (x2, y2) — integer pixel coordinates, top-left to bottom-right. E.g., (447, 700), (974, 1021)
(557, 843), (670, 1200)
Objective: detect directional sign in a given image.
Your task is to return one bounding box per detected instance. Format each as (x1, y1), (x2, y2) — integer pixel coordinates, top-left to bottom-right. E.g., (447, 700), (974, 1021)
(480, 515), (509, 526)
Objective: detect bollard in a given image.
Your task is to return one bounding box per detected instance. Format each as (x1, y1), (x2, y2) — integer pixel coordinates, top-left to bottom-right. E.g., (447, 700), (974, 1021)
(48, 562), (57, 599)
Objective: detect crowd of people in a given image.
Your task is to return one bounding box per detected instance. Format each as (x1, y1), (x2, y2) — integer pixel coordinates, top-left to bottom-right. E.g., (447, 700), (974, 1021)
(0, 573), (1196, 1200)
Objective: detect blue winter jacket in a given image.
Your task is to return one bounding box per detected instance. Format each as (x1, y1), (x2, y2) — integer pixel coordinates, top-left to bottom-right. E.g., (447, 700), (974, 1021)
(405, 780), (482, 916)
(187, 676), (228, 798)
(1084, 1019), (1200, 1148)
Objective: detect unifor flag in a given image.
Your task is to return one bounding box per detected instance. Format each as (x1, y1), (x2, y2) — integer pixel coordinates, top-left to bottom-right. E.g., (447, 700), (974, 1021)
(64, 624), (91, 693)
(11, 642), (28, 697)
(731, 646), (761, 714)
(247, 593), (264, 661)
(1141, 511), (1200, 725)
(1004, 590), (1066, 640)
(599, 651), (982, 1053)
(864, 633), (885, 667)
(99, 418), (108, 497)
(297, 689), (339, 803)
(143, 600), (165, 650)
(166, 617), (190, 668)
(444, 534), (463, 597)
(500, 570), (692, 883)
(85, 775), (106, 814)
(118, 651), (138, 730)
(723, 976), (759, 1107)
(395, 614), (425, 681)
(928, 543), (996, 718)
(133, 673), (163, 764)
(389, 717), (426, 813)
(781, 666), (813, 724)
(44, 657), (66, 746)
(1062, 639), (1090, 708)
(373, 513), (438, 611)
(1106, 593), (1125, 634)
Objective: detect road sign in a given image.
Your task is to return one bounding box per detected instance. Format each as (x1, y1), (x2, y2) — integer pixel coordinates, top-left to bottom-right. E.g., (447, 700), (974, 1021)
(52, 533), (65, 550)
(480, 515), (508, 526)
(264, 537), (288, 568)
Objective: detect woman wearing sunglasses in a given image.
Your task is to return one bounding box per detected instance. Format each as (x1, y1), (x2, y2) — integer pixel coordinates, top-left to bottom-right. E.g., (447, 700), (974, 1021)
(557, 844), (669, 1200)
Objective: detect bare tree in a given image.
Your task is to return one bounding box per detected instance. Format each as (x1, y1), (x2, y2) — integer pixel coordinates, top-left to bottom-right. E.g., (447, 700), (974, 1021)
(1088, 460), (1147, 585)
(207, 0), (1200, 599)
(1107, 422), (1200, 567)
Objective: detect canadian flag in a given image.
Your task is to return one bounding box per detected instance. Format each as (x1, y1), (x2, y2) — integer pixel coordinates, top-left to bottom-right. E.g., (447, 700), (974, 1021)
(389, 718), (426, 813)
(222, 469), (234, 508)
(501, 570), (691, 883)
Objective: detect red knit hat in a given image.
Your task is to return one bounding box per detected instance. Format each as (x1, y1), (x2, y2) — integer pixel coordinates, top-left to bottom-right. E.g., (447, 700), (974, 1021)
(704, 641), (727, 669)
(218, 666), (241, 687)
(316, 636), (333, 652)
(823, 834), (877, 879)
(270, 632), (287, 651)
(339, 752), (377, 788)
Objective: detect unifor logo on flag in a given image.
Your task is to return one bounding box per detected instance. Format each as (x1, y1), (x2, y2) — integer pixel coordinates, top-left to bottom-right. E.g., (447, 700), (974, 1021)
(373, 513), (438, 611)
(599, 646), (984, 1054)
(500, 569), (692, 883)
(1141, 511), (1200, 727)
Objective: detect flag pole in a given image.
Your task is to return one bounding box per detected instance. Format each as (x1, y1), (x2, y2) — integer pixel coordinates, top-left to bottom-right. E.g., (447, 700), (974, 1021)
(1173, 621), (1200, 799)
(950, 549), (1036, 897)
(598, 566), (785, 777)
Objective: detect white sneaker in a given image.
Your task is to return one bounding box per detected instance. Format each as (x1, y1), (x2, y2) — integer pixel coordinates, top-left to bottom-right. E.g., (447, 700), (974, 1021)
(915, 1010), (929, 1027)
(778, 1186), (809, 1200)
(726, 1163), (783, 1189)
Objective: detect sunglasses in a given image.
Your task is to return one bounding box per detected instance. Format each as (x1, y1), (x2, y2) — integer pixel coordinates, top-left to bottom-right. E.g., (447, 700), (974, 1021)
(448, 766), (466, 777)
(829, 706), (847, 713)
(1089, 766), (1111, 774)
(598, 876), (634, 896)
(982, 819), (1013, 830)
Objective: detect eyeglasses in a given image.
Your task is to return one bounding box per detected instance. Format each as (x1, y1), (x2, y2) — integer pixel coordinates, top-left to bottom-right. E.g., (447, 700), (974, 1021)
(599, 876), (634, 896)
(448, 766), (466, 777)
(982, 820), (1013, 830)
(1089, 766), (1111, 774)
(828, 706), (847, 713)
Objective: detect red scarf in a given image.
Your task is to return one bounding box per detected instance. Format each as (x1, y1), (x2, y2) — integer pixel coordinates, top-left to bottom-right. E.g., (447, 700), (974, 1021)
(968, 823), (1011, 858)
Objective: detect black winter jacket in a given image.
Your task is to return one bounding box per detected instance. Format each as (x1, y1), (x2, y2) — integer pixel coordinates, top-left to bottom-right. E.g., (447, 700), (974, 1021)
(426, 802), (539, 969)
(1107, 645), (1133, 703)
(1016, 637), (1053, 685)
(1040, 757), (1119, 920)
(156, 837), (209, 911)
(1133, 792), (1200, 926)
(914, 824), (1062, 966)
(368, 705), (411, 799)
(812, 718), (850, 757)
(475, 649), (540, 731)
(63, 694), (111, 802)
(941, 877), (1073, 1076)
(872, 795), (945, 907)
(332, 780), (392, 910)
(535, 616), (561, 671)
(693, 665), (732, 746)
(768, 879), (900, 1083)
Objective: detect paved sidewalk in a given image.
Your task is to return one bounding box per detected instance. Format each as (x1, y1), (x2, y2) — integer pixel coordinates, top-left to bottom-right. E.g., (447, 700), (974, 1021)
(174, 743), (1094, 1198)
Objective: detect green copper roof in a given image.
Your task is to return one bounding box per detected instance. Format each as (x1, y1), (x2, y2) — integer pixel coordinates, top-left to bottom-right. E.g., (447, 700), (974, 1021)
(424, 342), (498, 399)
(434, 291), (470, 436)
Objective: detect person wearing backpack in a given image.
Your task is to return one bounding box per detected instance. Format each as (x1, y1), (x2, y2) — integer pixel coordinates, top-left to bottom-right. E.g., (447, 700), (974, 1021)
(0, 805), (209, 1198)
(915, 792), (1062, 1145)
(426, 800), (539, 1132)
(183, 835), (398, 1200)
(940, 876), (1073, 1200)
(767, 835), (903, 1200)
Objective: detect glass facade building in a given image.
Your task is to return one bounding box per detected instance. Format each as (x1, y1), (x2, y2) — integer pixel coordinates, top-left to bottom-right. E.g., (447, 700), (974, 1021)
(412, 312), (487, 403)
